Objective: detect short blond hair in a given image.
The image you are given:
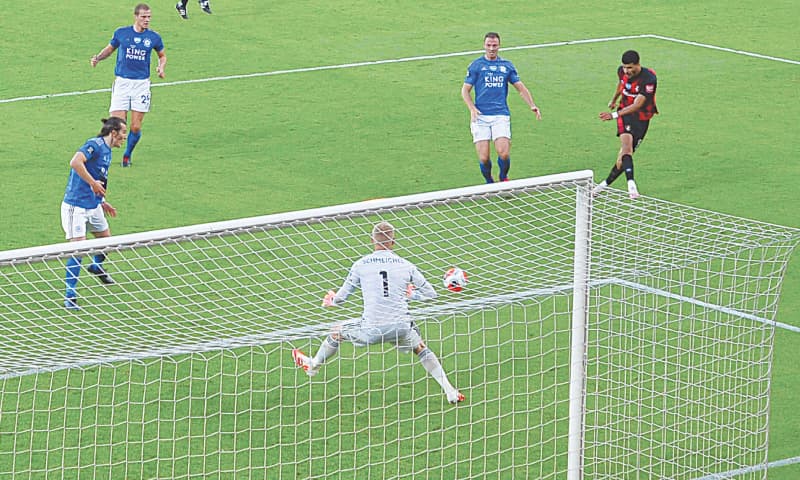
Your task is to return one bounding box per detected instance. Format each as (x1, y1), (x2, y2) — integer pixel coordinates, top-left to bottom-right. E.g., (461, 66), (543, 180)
(371, 221), (395, 248)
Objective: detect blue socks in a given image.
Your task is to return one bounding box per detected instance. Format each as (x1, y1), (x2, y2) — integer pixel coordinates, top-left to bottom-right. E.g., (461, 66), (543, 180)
(479, 162), (493, 183)
(479, 158), (511, 183)
(497, 157), (510, 181)
(124, 130), (142, 158)
(90, 253), (106, 271)
(65, 256), (83, 298)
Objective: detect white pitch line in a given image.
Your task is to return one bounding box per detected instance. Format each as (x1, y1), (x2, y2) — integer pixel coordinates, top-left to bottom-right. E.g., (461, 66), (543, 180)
(6, 33), (797, 105)
(649, 34), (800, 65)
(693, 455), (800, 479)
(0, 34), (800, 104)
(0, 35), (646, 105)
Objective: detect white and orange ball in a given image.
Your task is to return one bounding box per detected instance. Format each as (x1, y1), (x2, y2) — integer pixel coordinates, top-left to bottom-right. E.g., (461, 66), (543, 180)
(443, 267), (468, 292)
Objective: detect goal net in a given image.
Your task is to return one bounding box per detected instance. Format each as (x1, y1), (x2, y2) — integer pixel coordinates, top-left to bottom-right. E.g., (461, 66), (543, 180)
(0, 170), (797, 479)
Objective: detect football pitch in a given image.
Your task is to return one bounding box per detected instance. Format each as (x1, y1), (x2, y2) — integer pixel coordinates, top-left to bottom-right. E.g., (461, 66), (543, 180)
(1, 0), (799, 478)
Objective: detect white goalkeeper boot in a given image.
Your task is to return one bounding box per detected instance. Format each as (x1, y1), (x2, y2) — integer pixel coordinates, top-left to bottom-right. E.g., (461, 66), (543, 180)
(447, 390), (465, 405)
(292, 349), (319, 377)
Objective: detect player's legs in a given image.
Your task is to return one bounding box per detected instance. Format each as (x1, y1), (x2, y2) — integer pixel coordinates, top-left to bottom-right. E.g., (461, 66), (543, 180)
(616, 134), (640, 198)
(474, 141), (493, 183)
(293, 328), (346, 376)
(199, 0), (212, 14)
(112, 79), (150, 166)
(87, 221), (116, 284)
(402, 324), (463, 403)
(110, 111), (127, 121)
(493, 137), (511, 181)
(413, 341), (464, 404)
(61, 203), (88, 308)
(594, 128), (636, 196)
(490, 116), (512, 181)
(471, 116), (494, 183)
(61, 204), (116, 309)
(122, 111), (145, 166)
(176, 0), (189, 19)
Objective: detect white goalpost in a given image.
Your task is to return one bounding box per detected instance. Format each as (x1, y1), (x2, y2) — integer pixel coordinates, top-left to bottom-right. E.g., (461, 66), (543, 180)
(1, 170), (798, 479)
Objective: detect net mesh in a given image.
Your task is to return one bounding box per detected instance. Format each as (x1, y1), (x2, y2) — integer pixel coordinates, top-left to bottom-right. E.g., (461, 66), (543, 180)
(1, 173), (798, 479)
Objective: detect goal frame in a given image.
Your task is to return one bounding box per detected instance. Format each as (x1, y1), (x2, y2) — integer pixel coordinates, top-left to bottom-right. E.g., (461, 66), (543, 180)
(3, 168), (795, 479)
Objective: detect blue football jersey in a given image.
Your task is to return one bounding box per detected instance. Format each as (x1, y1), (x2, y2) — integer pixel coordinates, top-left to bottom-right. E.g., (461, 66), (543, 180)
(464, 56), (521, 115)
(110, 26), (164, 80)
(63, 137), (112, 209)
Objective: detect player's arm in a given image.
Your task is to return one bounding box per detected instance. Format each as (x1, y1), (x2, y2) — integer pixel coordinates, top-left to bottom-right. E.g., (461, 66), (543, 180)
(69, 152), (105, 197)
(91, 45), (116, 67)
(609, 82), (623, 110)
(408, 267), (437, 301)
(323, 268), (359, 307)
(600, 93), (647, 121)
(155, 49), (167, 78)
(512, 81), (542, 120)
(619, 94), (647, 116)
(461, 83), (481, 121)
(101, 202), (117, 218)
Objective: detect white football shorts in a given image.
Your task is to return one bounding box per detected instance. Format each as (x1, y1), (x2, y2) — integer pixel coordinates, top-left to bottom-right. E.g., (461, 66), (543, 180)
(336, 321), (423, 353)
(61, 202), (109, 240)
(470, 114), (512, 143)
(109, 77), (151, 113)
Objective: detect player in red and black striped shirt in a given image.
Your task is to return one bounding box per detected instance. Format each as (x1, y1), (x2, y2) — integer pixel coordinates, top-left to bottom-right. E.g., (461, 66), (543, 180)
(593, 50), (658, 199)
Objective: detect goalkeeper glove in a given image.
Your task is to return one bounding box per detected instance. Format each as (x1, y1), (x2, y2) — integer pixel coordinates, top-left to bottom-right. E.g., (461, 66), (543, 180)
(406, 284), (419, 301)
(322, 290), (337, 307)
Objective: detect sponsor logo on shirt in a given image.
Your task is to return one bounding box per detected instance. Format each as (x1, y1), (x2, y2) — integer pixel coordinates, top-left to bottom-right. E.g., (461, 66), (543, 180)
(483, 74), (505, 88)
(126, 46), (148, 61)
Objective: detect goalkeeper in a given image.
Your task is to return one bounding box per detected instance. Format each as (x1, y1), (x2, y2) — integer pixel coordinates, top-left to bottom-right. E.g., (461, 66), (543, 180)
(292, 221), (465, 404)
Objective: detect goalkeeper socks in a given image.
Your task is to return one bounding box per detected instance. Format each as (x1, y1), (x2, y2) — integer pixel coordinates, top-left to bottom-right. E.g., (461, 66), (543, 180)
(479, 162), (494, 183)
(124, 130), (142, 158)
(65, 256), (83, 297)
(312, 335), (340, 367)
(417, 347), (456, 394)
(621, 154), (634, 180)
(497, 157), (510, 181)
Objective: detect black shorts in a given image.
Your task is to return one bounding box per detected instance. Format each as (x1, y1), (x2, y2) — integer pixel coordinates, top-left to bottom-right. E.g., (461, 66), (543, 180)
(616, 115), (650, 151)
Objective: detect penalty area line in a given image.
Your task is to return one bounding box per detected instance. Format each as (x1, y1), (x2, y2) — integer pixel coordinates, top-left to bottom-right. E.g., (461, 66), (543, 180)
(0, 34), (647, 105)
(2, 33), (796, 105)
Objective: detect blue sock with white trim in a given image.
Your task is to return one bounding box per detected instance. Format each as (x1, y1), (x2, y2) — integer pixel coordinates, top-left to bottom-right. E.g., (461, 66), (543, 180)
(65, 256), (83, 298)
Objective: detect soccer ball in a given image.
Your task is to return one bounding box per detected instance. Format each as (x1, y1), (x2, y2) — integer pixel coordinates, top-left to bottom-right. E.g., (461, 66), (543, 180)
(443, 267), (468, 292)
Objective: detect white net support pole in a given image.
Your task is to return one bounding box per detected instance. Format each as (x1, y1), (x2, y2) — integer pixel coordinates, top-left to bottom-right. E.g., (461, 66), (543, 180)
(567, 182), (592, 480)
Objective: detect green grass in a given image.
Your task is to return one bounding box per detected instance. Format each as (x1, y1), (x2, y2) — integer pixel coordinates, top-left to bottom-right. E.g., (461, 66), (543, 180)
(1, 0), (799, 478)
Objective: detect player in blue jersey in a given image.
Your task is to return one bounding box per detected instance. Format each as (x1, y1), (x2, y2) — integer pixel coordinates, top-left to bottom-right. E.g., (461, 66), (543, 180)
(90, 3), (166, 167)
(292, 221), (465, 404)
(61, 117), (128, 310)
(461, 32), (542, 183)
(176, 0), (212, 19)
